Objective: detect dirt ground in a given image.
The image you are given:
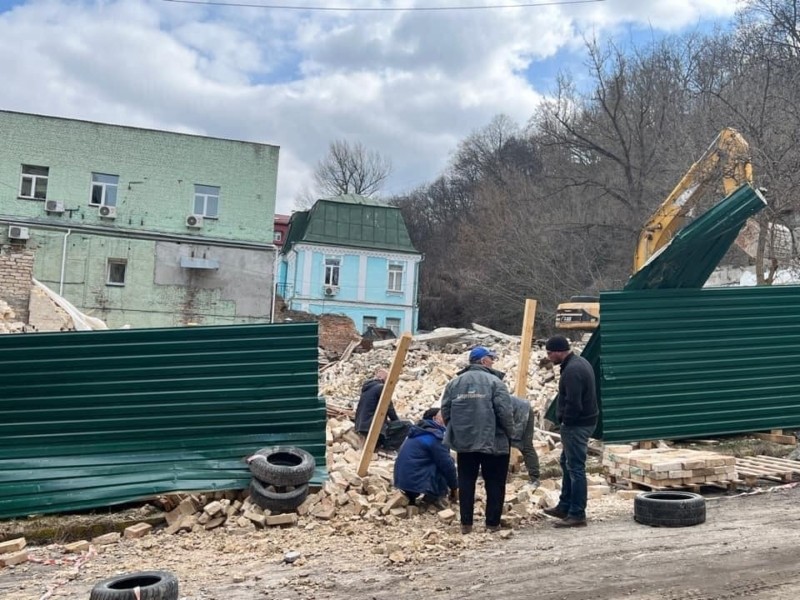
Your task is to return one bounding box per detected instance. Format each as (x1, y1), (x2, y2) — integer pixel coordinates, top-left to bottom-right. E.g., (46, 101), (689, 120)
(1, 484), (798, 600)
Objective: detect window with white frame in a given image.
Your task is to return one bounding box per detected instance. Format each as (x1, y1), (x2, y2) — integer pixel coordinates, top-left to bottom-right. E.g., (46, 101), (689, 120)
(324, 257), (340, 286)
(20, 165), (49, 199)
(273, 230), (283, 242)
(387, 261), (404, 292)
(194, 184), (220, 218)
(107, 259), (127, 286)
(90, 173), (119, 207)
(362, 316), (377, 333)
(386, 317), (401, 336)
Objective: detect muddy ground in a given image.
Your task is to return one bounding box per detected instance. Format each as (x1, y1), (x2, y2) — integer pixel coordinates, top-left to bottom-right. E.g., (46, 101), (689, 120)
(1, 484), (798, 600)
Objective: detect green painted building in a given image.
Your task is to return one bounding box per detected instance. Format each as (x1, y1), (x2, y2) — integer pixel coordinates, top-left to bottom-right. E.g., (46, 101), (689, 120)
(0, 110), (279, 327)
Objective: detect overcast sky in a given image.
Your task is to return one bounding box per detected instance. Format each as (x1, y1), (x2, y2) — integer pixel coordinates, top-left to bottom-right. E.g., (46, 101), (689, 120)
(0, 0), (740, 214)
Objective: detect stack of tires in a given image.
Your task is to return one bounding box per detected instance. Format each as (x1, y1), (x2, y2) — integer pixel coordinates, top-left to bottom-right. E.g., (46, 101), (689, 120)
(247, 446), (316, 513)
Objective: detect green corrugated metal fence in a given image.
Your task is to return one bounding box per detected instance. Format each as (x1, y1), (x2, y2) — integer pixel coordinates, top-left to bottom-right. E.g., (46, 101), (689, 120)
(600, 285), (800, 442)
(0, 322), (323, 518)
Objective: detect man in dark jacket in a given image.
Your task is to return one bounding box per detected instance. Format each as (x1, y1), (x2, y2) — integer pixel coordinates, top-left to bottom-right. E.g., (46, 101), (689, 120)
(354, 368), (399, 445)
(543, 335), (598, 528)
(442, 346), (514, 534)
(393, 407), (458, 509)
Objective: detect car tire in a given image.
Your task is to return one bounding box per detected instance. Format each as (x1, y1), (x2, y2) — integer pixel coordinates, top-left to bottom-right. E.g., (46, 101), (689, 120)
(249, 478), (309, 513)
(89, 570), (178, 600)
(248, 446), (315, 487)
(634, 491), (706, 527)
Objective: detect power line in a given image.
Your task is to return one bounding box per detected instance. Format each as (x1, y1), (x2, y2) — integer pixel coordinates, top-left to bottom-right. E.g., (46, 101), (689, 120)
(162, 0), (605, 12)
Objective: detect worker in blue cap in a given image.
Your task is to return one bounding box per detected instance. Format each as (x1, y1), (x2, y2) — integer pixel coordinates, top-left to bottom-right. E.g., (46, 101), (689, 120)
(441, 346), (514, 534)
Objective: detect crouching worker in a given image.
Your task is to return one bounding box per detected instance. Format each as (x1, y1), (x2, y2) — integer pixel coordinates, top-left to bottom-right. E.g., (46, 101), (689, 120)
(510, 395), (541, 488)
(393, 407), (458, 510)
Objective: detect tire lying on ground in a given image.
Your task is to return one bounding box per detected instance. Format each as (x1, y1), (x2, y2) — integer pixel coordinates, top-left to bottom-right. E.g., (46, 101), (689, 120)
(89, 570), (179, 600)
(634, 491), (706, 527)
(249, 478), (309, 513)
(248, 446), (315, 487)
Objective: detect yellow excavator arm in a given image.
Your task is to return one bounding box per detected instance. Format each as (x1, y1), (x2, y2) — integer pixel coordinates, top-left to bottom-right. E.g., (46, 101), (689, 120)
(632, 128), (753, 272)
(556, 128), (754, 332)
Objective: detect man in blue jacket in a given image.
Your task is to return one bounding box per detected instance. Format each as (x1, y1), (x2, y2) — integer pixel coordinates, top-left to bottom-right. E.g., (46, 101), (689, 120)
(543, 335), (598, 528)
(393, 407), (458, 509)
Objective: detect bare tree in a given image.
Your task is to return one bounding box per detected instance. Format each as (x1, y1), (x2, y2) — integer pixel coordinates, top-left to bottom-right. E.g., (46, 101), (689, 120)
(313, 139), (392, 198)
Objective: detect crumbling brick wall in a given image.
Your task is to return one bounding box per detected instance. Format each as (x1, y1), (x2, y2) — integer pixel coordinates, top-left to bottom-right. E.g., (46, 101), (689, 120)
(0, 244), (34, 323)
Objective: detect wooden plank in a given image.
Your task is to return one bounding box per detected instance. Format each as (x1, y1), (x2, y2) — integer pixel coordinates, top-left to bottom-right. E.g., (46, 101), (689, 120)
(752, 432), (797, 445)
(514, 299), (537, 398)
(357, 332), (412, 477)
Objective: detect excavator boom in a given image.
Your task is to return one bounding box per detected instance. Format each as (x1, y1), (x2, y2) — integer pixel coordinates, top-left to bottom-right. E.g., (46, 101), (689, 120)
(556, 128), (754, 331)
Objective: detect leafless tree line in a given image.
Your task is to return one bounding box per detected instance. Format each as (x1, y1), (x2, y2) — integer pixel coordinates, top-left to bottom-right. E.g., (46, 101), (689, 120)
(389, 0), (800, 334)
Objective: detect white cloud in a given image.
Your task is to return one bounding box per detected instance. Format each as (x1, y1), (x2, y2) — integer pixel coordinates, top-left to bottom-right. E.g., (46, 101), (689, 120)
(0, 0), (739, 213)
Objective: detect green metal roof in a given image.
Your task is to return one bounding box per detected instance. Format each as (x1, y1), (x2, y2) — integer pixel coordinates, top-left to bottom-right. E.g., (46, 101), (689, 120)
(283, 195), (418, 253)
(545, 184), (767, 438)
(0, 322), (323, 518)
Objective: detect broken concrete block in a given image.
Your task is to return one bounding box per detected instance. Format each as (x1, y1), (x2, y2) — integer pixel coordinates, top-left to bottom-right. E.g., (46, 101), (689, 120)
(203, 500), (223, 517)
(178, 497), (199, 516)
(389, 507), (408, 518)
(0, 550), (28, 567)
(381, 491), (409, 515)
(204, 517), (226, 530)
(266, 513), (298, 527)
(244, 510), (266, 527)
(0, 538), (26, 554)
(437, 508), (455, 524)
(91, 532), (120, 546)
(64, 540), (91, 554)
(312, 504), (337, 520)
(616, 489), (643, 500)
(123, 523), (152, 539)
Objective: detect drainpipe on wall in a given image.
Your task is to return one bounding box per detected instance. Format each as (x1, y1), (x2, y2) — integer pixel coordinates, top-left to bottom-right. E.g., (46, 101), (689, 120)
(270, 248), (280, 323)
(59, 229), (71, 296)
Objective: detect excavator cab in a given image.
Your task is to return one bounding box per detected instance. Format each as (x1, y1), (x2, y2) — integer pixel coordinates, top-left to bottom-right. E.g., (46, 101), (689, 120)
(554, 295), (600, 330)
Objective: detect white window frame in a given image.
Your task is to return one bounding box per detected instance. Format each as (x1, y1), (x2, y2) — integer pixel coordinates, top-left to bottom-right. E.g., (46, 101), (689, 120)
(20, 165), (49, 199)
(324, 256), (341, 287)
(194, 184), (220, 218)
(387, 261), (404, 292)
(386, 317), (401, 336)
(90, 173), (119, 207)
(273, 230), (283, 243)
(106, 259), (127, 286)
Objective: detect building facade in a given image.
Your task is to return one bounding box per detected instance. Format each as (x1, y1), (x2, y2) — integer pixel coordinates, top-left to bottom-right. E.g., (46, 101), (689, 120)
(276, 195), (422, 335)
(0, 110), (279, 328)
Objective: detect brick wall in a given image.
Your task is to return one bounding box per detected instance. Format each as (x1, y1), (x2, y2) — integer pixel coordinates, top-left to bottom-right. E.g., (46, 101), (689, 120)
(0, 244), (34, 323)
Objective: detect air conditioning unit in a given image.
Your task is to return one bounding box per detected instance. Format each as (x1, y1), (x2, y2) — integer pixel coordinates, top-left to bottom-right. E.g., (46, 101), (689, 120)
(45, 200), (65, 214)
(186, 214), (204, 229)
(99, 205), (117, 219)
(323, 285), (339, 296)
(8, 225), (30, 240)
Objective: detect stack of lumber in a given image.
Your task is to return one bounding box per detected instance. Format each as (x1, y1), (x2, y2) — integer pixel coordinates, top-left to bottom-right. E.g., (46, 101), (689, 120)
(603, 445), (736, 489)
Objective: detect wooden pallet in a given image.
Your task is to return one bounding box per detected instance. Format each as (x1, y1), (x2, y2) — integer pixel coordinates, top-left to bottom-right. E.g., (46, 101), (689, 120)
(735, 455), (800, 485)
(607, 474), (738, 493)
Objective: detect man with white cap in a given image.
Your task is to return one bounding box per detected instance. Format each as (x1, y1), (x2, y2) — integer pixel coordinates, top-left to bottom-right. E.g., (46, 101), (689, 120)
(441, 346), (514, 534)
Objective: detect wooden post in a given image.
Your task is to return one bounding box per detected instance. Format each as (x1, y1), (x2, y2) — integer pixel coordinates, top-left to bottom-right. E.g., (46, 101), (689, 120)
(357, 332), (412, 477)
(514, 299), (537, 398)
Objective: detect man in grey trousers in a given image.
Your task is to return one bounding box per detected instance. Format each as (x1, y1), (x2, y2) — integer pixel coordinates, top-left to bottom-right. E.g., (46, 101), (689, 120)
(510, 395), (541, 487)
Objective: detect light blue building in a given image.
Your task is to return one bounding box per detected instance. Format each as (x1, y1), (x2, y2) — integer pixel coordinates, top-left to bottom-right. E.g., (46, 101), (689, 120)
(277, 195), (422, 335)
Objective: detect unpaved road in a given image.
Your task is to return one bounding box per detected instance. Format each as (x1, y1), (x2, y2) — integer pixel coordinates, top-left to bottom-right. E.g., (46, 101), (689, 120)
(2, 485), (798, 599)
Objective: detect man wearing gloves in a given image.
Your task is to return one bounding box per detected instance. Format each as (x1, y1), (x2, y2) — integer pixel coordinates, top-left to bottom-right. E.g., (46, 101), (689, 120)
(543, 335), (598, 528)
(441, 346), (515, 534)
(393, 407), (458, 510)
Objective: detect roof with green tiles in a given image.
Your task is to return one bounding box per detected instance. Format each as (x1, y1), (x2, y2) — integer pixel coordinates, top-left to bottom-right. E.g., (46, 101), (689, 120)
(282, 194), (419, 254)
